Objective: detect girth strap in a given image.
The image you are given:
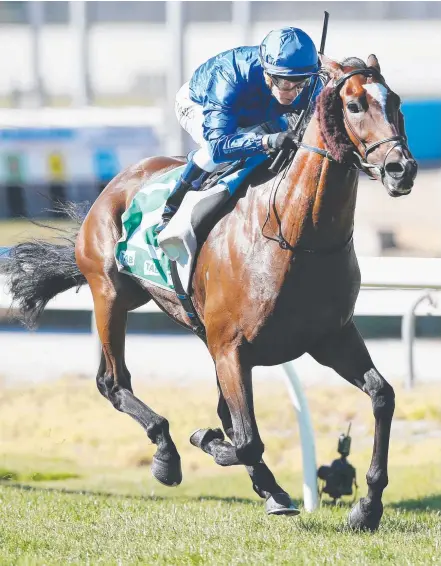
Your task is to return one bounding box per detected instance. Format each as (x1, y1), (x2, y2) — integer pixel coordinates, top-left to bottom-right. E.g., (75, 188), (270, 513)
(169, 261), (206, 338)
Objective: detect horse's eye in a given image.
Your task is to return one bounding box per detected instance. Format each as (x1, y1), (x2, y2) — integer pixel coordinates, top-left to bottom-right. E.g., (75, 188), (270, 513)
(347, 102), (361, 114)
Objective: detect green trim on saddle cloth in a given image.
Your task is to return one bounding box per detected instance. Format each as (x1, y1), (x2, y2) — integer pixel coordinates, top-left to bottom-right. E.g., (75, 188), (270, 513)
(114, 166), (185, 291)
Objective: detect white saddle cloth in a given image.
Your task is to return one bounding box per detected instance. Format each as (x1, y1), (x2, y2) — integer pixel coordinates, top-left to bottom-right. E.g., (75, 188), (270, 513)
(157, 184), (230, 293)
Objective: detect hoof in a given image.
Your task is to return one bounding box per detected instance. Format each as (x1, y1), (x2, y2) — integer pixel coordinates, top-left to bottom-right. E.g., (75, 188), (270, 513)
(265, 492), (300, 516)
(151, 455), (182, 487)
(348, 498), (383, 532)
(189, 428), (225, 451)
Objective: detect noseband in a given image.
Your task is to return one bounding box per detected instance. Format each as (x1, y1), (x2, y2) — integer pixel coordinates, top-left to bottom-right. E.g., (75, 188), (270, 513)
(334, 68), (408, 178)
(300, 67), (409, 179)
(264, 67), (410, 255)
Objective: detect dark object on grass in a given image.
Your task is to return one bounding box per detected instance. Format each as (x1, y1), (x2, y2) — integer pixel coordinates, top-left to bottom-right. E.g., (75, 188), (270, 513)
(1, 55), (416, 531)
(318, 424), (357, 503)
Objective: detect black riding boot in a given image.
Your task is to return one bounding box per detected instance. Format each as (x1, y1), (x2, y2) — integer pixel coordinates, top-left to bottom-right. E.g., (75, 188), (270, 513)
(155, 160), (209, 234)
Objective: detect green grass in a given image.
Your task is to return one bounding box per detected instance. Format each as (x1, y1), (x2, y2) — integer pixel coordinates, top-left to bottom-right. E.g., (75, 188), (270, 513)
(0, 469), (79, 482)
(0, 379), (440, 564)
(0, 468), (440, 566)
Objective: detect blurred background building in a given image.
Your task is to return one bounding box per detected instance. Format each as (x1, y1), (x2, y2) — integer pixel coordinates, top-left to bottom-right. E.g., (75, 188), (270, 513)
(0, 1), (440, 256)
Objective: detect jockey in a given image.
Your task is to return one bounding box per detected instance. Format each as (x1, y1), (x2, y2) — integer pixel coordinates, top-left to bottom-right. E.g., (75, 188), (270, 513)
(155, 27), (323, 234)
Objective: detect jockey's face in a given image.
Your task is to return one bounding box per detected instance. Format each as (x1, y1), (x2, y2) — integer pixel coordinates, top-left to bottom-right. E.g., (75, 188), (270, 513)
(268, 75), (310, 106)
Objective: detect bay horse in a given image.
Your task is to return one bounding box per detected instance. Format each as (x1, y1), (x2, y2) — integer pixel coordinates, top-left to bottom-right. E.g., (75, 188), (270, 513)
(2, 54), (417, 530)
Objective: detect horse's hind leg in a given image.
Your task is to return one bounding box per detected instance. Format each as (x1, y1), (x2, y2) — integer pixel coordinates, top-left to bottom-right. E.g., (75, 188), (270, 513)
(91, 274), (182, 487)
(310, 320), (395, 531)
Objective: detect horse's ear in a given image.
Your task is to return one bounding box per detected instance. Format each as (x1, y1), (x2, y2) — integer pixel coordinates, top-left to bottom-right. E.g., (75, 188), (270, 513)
(367, 54), (381, 73)
(320, 54), (344, 81)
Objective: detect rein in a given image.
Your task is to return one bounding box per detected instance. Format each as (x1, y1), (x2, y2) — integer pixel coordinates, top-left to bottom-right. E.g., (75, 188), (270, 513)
(262, 149), (354, 255)
(310, 68), (409, 178)
(262, 66), (409, 254)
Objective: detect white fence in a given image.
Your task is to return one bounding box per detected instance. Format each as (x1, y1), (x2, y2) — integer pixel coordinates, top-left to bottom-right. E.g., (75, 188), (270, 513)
(1, 256), (441, 512)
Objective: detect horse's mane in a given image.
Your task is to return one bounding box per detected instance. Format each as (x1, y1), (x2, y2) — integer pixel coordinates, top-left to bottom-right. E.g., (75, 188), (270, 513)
(316, 57), (367, 163)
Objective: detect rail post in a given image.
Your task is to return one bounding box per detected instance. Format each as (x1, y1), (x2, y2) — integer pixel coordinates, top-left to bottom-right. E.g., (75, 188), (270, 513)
(402, 290), (436, 389)
(282, 361), (319, 512)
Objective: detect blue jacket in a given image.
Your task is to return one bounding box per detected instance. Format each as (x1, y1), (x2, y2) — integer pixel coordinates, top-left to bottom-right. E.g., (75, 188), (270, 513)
(189, 46), (323, 164)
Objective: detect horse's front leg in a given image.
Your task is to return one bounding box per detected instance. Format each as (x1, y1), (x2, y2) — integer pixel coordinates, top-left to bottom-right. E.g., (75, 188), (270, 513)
(310, 320), (395, 532)
(213, 347), (263, 466)
(190, 380), (298, 514)
(216, 381), (299, 515)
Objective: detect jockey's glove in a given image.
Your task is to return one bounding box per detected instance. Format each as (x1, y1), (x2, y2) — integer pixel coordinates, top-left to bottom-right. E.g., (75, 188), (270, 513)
(265, 131), (297, 152)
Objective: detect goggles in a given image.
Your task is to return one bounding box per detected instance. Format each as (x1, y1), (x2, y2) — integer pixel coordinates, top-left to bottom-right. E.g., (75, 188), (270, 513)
(270, 75), (311, 93)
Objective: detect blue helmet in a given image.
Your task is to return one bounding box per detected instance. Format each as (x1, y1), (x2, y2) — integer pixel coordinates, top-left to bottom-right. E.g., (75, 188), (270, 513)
(259, 27), (319, 78)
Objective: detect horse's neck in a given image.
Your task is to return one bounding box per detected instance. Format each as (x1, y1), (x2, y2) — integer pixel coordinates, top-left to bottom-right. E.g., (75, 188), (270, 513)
(276, 114), (358, 250)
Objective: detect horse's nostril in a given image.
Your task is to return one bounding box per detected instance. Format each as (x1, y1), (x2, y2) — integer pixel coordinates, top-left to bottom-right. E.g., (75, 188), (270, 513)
(385, 161), (405, 179)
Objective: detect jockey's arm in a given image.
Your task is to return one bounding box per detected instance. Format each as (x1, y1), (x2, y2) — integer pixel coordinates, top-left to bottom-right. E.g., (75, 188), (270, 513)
(202, 69), (269, 164)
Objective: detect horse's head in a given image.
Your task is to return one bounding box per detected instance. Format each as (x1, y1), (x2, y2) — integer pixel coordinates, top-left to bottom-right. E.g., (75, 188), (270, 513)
(318, 54), (417, 197)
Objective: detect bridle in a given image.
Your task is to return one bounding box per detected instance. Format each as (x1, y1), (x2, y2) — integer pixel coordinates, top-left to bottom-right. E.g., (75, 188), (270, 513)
(263, 66), (411, 254)
(319, 67), (409, 179)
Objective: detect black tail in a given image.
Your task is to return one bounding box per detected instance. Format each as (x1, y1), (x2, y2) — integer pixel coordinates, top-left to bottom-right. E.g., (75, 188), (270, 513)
(0, 202), (90, 328)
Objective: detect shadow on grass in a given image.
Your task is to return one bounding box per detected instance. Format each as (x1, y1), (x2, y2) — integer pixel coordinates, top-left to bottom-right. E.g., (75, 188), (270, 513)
(319, 493), (441, 514)
(319, 498), (355, 509)
(7, 481), (436, 535)
(0, 468), (80, 482)
(0, 480), (257, 506)
(388, 494), (441, 512)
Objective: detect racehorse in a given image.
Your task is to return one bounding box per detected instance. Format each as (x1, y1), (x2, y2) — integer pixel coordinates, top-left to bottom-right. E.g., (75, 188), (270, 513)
(2, 54), (417, 530)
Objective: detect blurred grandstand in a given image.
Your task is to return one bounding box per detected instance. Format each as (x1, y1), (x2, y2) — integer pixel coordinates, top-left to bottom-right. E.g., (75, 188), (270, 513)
(0, 1), (440, 257)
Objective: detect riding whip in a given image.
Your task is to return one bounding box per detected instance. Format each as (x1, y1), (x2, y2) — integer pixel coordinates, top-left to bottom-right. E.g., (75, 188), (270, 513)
(319, 11), (329, 56)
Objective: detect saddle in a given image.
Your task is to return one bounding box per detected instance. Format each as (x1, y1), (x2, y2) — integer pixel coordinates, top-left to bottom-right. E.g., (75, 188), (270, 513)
(156, 104), (312, 335)
(158, 156), (266, 273)
(116, 118), (304, 336)
(153, 155), (274, 336)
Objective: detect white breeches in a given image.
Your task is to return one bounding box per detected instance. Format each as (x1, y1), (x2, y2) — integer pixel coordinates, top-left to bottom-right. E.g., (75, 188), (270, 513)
(175, 82), (286, 172)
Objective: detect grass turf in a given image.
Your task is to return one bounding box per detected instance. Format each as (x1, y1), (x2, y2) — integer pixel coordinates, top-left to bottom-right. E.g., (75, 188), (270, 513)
(0, 378), (440, 564)
(0, 469), (440, 565)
